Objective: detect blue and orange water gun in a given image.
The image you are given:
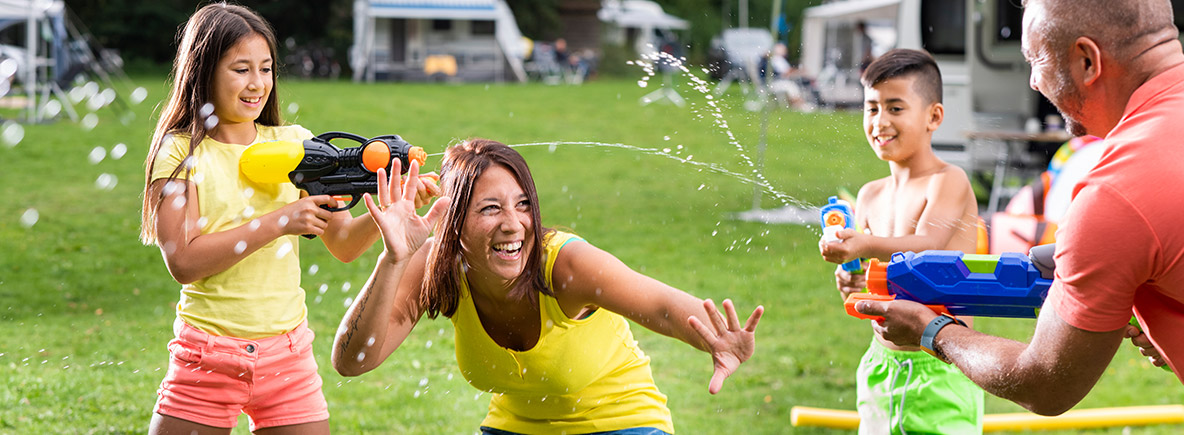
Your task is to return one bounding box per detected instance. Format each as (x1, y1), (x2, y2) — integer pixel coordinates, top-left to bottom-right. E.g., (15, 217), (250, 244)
(820, 196), (863, 273)
(846, 244), (1170, 371)
(844, 246), (1053, 320)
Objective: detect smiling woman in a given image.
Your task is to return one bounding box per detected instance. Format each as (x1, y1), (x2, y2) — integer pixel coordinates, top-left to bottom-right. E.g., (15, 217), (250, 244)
(332, 138), (764, 435)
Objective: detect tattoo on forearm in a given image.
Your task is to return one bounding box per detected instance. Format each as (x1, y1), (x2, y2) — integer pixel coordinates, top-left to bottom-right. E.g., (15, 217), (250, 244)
(338, 281), (373, 356)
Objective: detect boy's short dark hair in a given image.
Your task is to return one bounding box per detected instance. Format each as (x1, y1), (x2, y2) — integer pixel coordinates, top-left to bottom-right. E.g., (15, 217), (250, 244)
(860, 49), (943, 104)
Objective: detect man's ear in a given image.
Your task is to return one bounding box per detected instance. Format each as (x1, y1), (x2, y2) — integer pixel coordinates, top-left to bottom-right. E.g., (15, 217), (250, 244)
(927, 102), (945, 132)
(1073, 36), (1103, 87)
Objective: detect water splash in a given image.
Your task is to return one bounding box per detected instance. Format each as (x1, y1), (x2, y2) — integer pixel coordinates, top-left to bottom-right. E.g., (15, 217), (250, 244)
(472, 141), (813, 210)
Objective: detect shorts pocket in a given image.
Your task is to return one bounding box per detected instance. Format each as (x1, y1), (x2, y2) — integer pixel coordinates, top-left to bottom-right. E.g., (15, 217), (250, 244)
(167, 338), (204, 365)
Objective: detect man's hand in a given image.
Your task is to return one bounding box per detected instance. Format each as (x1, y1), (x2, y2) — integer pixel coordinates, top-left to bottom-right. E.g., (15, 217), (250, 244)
(855, 299), (940, 347)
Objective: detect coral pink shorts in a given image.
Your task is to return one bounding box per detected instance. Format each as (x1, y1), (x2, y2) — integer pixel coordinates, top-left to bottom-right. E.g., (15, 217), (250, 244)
(153, 319), (329, 430)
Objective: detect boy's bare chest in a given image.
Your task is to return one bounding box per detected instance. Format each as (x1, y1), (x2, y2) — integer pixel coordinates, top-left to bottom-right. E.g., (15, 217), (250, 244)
(864, 187), (928, 237)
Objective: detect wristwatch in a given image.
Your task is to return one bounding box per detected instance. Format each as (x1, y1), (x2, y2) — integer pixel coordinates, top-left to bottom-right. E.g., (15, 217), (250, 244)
(920, 313), (966, 363)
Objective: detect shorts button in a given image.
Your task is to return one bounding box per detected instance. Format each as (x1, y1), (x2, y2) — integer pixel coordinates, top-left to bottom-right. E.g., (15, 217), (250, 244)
(245, 344), (256, 353)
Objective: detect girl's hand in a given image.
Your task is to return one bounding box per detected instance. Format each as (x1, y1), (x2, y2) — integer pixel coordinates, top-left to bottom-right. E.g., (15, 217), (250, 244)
(687, 299), (764, 394)
(363, 160), (450, 264)
(276, 195), (337, 237)
(412, 173), (442, 209)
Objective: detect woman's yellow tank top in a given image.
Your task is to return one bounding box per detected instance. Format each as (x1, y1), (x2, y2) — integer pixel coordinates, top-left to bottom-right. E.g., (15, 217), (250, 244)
(451, 231), (675, 434)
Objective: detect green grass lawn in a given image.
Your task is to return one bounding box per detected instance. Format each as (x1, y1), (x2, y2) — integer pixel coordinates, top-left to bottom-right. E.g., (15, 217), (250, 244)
(0, 75), (1179, 434)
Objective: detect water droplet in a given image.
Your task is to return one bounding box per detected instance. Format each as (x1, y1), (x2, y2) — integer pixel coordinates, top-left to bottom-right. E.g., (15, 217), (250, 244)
(242, 206), (255, 217)
(287, 102), (299, 114)
(43, 100), (61, 117)
(308, 264), (319, 275)
(110, 143), (127, 160)
(234, 241), (247, 254)
(248, 219), (261, 231)
(419, 377), (429, 387)
(241, 187), (254, 198)
(87, 146), (106, 164)
(277, 215), (289, 226)
(204, 115), (219, 130)
(341, 282), (352, 292)
(318, 284), (328, 294)
(366, 337), (376, 347)
(343, 297), (354, 307)
(68, 86), (86, 103)
(356, 352), (366, 362)
(81, 113), (99, 130)
(637, 80), (648, 88)
(170, 195), (186, 209)
(95, 173), (118, 190)
(196, 216), (209, 230)
(2, 121), (24, 147)
(0, 58), (16, 78)
(425, 340), (433, 348)
(19, 208), (38, 228)
(130, 87), (148, 104)
(199, 103), (214, 118)
(275, 241), (293, 258)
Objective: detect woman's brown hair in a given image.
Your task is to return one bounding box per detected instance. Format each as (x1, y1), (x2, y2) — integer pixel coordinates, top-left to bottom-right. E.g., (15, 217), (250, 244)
(421, 139), (553, 318)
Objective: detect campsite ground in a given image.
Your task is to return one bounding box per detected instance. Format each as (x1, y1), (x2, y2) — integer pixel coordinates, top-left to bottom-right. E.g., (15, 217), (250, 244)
(0, 77), (1177, 434)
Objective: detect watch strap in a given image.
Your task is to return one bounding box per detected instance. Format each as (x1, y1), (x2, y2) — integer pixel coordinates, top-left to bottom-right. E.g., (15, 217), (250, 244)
(920, 314), (966, 363)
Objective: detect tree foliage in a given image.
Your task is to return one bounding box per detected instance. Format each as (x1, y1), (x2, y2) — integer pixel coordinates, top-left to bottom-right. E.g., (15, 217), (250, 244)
(63, 0), (822, 71)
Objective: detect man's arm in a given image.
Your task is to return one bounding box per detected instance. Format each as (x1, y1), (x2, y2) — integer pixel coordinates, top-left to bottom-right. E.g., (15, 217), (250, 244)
(856, 298), (1125, 415)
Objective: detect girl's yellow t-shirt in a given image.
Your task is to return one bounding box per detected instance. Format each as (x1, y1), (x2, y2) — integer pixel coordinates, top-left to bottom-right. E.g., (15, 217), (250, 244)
(150, 124), (313, 339)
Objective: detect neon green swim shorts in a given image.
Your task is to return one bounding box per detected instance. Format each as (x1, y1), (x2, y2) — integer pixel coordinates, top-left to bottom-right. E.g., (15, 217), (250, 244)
(856, 338), (984, 434)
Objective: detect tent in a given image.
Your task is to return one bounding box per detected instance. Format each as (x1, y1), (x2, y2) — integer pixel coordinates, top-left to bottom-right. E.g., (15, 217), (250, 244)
(0, 0), (141, 124)
(351, 0), (526, 82)
(598, 0), (688, 57)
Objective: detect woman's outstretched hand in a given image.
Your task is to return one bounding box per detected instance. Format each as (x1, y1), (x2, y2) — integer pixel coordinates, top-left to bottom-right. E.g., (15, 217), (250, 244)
(688, 299), (764, 394)
(363, 160), (451, 264)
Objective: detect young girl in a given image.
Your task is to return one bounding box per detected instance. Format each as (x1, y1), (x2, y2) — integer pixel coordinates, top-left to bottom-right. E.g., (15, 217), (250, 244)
(334, 139), (764, 434)
(140, 4), (432, 433)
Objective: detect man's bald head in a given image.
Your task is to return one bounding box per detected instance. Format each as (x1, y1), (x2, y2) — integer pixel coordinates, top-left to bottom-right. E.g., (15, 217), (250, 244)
(1024, 0), (1176, 62)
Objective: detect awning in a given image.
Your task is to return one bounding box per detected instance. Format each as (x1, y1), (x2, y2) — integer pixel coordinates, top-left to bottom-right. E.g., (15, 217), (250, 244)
(365, 0), (498, 20)
(803, 0), (900, 21)
(598, 0), (688, 30)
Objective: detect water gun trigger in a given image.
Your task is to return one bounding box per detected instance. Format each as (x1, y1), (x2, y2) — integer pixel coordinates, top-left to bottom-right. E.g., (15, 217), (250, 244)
(843, 293), (953, 321)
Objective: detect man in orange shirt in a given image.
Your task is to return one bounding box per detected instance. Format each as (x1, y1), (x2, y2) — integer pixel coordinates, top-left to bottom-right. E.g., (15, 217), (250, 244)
(856, 0), (1184, 415)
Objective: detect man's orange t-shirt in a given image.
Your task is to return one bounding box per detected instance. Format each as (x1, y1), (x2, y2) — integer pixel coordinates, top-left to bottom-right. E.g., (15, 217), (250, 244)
(1046, 62), (1184, 381)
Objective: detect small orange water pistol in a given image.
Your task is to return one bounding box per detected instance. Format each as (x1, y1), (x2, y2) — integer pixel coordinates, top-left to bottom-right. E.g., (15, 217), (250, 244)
(239, 131), (434, 212)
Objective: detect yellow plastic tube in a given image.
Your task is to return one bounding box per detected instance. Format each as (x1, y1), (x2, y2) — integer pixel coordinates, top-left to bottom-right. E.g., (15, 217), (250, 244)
(790, 405), (1184, 432)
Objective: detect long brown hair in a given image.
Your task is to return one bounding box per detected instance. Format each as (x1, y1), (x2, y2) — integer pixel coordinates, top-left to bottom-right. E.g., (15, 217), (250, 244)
(139, 2), (282, 244)
(422, 139), (552, 318)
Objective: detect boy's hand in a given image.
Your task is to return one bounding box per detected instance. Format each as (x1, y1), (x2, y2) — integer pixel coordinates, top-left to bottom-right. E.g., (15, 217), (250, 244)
(819, 228), (864, 264)
(835, 266), (867, 302)
(1126, 324), (1167, 367)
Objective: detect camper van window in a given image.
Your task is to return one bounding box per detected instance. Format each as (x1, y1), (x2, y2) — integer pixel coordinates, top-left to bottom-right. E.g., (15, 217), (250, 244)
(472, 20), (495, 36)
(995, 1), (1023, 43)
(920, 0), (966, 55)
(432, 20), (452, 31)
